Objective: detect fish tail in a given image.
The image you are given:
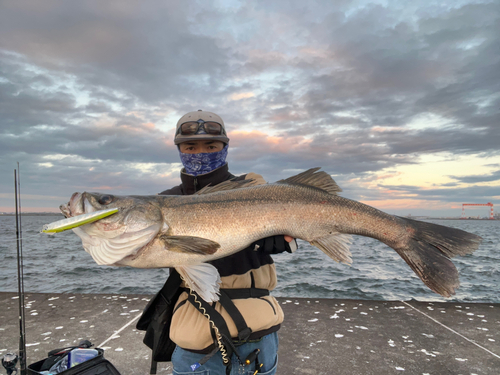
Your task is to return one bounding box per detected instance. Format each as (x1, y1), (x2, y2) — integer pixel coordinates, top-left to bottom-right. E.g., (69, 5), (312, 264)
(393, 217), (482, 297)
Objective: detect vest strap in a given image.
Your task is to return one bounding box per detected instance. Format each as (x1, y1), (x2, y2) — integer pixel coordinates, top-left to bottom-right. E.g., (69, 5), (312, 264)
(222, 288), (269, 299)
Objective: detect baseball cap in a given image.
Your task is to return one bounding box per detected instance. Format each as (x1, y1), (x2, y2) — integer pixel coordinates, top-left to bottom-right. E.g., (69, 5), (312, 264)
(174, 110), (230, 145)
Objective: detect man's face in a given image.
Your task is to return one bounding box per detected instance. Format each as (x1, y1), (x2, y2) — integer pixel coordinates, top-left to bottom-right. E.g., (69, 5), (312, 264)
(179, 140), (225, 154)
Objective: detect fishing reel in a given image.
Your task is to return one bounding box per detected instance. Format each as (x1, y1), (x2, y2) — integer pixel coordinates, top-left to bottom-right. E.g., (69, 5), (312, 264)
(1, 353), (18, 375)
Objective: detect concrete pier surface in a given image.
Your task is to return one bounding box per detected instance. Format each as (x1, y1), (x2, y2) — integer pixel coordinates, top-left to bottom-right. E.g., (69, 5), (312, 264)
(0, 292), (498, 375)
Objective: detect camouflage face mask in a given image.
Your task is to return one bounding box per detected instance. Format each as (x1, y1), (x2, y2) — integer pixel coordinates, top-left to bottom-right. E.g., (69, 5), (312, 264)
(179, 145), (228, 176)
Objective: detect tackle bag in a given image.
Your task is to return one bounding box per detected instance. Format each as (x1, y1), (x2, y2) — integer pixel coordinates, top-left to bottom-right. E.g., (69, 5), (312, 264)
(136, 269), (183, 372)
(27, 347), (120, 375)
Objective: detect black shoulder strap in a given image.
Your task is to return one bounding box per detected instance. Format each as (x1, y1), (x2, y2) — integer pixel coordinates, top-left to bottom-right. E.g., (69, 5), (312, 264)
(219, 291), (252, 341)
(136, 269), (182, 331)
(159, 269), (182, 303)
(136, 270), (183, 375)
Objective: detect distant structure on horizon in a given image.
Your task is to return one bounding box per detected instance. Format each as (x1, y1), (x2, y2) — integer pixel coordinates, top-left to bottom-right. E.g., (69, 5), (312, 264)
(461, 202), (495, 220)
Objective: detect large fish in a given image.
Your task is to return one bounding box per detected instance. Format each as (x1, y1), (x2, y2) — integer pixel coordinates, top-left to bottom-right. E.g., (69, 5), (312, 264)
(59, 168), (482, 301)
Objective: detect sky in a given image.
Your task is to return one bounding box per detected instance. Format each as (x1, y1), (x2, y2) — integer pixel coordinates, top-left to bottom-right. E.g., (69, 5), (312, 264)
(0, 0), (499, 217)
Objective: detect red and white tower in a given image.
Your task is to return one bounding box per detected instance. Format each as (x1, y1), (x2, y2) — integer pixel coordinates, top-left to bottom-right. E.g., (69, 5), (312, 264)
(461, 202), (494, 219)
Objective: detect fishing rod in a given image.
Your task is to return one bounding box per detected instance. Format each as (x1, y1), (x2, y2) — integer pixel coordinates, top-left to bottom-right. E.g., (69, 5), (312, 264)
(2, 167), (24, 375)
(4, 165), (28, 375)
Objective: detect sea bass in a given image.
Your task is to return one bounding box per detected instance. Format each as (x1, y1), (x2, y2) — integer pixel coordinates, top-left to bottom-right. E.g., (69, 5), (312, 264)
(59, 168), (482, 302)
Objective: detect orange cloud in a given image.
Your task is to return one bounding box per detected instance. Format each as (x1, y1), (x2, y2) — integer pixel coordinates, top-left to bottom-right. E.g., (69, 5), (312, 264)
(370, 126), (405, 133)
(229, 130), (311, 154)
(117, 122), (157, 133)
(267, 111), (305, 123)
(376, 172), (403, 180)
(229, 92), (255, 101)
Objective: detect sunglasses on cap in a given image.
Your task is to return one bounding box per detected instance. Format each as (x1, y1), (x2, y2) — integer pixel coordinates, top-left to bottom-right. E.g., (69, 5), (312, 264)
(177, 120), (225, 136)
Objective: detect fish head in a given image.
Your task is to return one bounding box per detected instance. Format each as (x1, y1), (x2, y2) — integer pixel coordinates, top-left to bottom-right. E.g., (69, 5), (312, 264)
(60, 192), (163, 266)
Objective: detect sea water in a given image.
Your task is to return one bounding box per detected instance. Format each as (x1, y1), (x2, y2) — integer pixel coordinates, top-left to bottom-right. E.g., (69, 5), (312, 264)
(0, 215), (498, 303)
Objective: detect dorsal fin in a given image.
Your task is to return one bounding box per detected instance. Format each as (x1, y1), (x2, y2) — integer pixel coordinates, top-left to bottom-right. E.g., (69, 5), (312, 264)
(276, 168), (342, 195)
(195, 178), (259, 195)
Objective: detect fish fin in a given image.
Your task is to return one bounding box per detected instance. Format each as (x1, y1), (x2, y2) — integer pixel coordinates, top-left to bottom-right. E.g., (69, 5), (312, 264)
(195, 178), (260, 195)
(397, 216), (482, 258)
(176, 264), (221, 302)
(394, 242), (459, 298)
(160, 235), (220, 255)
(310, 233), (352, 264)
(277, 168), (342, 195)
(245, 172), (267, 185)
(74, 223), (161, 265)
(392, 217), (482, 297)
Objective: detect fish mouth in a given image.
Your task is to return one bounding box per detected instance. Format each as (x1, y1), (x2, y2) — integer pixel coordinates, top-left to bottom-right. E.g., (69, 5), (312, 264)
(60, 192), (96, 218)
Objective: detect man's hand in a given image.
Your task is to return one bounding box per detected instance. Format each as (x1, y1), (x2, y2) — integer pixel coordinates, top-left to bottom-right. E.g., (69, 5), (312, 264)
(255, 236), (297, 254)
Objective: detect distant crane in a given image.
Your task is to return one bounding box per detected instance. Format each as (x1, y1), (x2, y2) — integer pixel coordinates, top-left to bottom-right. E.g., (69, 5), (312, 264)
(461, 202), (494, 219)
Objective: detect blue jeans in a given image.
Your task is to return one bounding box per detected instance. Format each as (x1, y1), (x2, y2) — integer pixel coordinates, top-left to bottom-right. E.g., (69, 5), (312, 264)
(171, 332), (279, 375)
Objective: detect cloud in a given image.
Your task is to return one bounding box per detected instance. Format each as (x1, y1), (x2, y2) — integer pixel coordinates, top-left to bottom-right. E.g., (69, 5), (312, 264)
(0, 1), (232, 103)
(449, 170), (500, 184)
(228, 92), (255, 101)
(377, 184), (500, 203)
(0, 0), (499, 215)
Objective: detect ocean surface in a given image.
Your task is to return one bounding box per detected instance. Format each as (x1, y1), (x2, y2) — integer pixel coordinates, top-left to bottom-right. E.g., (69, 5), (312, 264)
(0, 215), (498, 303)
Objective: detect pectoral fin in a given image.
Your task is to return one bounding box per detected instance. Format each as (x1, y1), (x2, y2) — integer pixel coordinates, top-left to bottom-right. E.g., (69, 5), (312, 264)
(176, 264), (222, 302)
(160, 235), (220, 255)
(310, 233), (353, 264)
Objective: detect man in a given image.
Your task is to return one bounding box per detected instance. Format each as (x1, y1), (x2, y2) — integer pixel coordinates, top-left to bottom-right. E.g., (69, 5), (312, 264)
(157, 110), (296, 375)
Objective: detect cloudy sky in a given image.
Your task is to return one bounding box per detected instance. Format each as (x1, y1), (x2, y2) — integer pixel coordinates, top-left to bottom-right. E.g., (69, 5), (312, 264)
(1, 0), (499, 217)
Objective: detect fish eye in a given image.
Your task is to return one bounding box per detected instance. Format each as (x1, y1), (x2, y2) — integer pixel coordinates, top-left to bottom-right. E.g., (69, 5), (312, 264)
(98, 195), (114, 205)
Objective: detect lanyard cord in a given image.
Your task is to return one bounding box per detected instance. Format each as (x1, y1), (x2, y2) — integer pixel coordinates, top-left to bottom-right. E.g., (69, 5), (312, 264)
(187, 288), (231, 365)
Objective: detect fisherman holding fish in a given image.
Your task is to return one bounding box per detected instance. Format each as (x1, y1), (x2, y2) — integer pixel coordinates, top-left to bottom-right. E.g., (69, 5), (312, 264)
(150, 110), (295, 375)
(53, 113), (482, 373)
